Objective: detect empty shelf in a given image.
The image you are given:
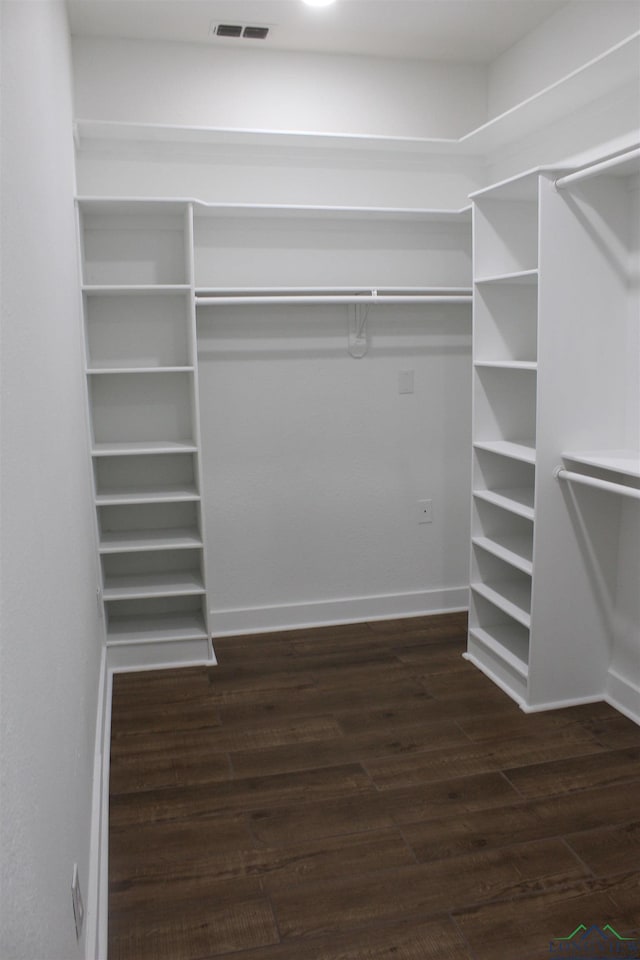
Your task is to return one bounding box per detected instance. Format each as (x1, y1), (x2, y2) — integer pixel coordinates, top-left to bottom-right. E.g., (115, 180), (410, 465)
(473, 488), (535, 521)
(472, 535), (533, 575)
(474, 361), (537, 371)
(473, 440), (537, 464)
(561, 449), (640, 480)
(99, 528), (203, 553)
(95, 484), (200, 505)
(468, 625), (530, 680)
(103, 571), (206, 600)
(106, 612), (208, 645)
(470, 580), (531, 628)
(474, 269), (538, 285)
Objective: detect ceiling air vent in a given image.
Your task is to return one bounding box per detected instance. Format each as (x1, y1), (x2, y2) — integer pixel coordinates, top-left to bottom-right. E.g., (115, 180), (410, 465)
(212, 23), (270, 40)
(216, 24), (243, 37)
(243, 26), (269, 40)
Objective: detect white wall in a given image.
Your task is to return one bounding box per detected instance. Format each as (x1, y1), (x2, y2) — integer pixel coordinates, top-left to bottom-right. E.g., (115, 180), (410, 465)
(199, 303), (472, 634)
(0, 3), (103, 958)
(487, 0), (640, 117)
(72, 35), (488, 139)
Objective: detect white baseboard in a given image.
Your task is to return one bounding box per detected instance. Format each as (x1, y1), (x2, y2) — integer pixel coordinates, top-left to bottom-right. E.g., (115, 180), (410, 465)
(210, 587), (469, 637)
(84, 647), (109, 960)
(606, 667), (640, 726)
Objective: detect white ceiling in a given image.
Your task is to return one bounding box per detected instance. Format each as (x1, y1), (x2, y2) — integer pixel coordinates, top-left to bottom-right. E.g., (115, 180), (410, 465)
(66, 0), (566, 63)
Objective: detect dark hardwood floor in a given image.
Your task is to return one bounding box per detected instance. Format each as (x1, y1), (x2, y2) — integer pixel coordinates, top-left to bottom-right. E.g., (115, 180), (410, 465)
(108, 613), (640, 959)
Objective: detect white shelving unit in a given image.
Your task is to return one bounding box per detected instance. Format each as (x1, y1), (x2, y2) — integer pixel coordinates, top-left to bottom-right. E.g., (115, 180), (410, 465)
(468, 170), (540, 705)
(78, 199), (213, 658)
(467, 147), (640, 721)
(77, 195), (472, 661)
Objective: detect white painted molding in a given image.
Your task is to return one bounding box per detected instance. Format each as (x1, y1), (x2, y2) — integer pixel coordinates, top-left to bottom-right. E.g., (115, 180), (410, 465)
(606, 668), (640, 727)
(84, 647), (109, 960)
(210, 587), (468, 637)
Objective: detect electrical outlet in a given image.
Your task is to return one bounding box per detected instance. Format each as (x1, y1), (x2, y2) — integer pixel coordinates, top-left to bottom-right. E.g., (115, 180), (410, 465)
(71, 864), (84, 940)
(417, 499), (433, 524)
(398, 370), (414, 394)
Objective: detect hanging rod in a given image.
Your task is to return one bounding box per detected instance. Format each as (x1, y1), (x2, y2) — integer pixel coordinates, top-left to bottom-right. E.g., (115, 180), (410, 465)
(553, 466), (640, 501)
(196, 294), (472, 306)
(554, 147), (640, 189)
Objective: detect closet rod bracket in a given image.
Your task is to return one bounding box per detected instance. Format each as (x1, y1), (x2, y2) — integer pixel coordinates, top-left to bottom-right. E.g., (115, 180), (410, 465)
(347, 293), (373, 358)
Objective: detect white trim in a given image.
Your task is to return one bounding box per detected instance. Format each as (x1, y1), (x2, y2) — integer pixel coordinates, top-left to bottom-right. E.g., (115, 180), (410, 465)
(84, 647), (108, 960)
(519, 693), (605, 714)
(210, 587), (468, 637)
(606, 668), (640, 727)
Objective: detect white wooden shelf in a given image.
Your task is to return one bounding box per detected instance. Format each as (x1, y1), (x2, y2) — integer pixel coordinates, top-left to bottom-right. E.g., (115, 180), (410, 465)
(472, 535), (533, 576)
(99, 528), (203, 554)
(82, 285), (191, 294)
(73, 33), (640, 160)
(473, 487), (535, 521)
(473, 440), (537, 465)
(106, 612), (208, 645)
(92, 441), (198, 457)
(95, 483), (200, 506)
(102, 571), (206, 601)
(475, 270), (538, 286)
(468, 625), (530, 680)
(470, 580), (531, 629)
(562, 450), (640, 480)
(87, 366), (194, 375)
(474, 361), (537, 371)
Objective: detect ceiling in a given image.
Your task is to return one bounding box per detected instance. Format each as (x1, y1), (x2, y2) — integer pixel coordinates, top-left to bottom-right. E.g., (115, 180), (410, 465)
(66, 0), (566, 63)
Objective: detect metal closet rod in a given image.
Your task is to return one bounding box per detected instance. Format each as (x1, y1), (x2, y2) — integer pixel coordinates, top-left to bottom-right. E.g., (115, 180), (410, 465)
(195, 294), (472, 306)
(554, 146), (640, 189)
(553, 466), (640, 501)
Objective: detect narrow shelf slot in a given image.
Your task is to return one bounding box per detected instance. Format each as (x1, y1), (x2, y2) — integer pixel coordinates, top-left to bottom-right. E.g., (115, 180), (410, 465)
(473, 488), (535, 521)
(470, 581), (531, 629)
(473, 440), (537, 465)
(102, 571), (206, 600)
(99, 527), (203, 553)
(474, 269), (538, 285)
(474, 361), (537, 371)
(87, 366), (194, 375)
(472, 535), (533, 575)
(106, 612), (208, 644)
(95, 484), (199, 505)
(468, 625), (530, 680)
(82, 285), (191, 293)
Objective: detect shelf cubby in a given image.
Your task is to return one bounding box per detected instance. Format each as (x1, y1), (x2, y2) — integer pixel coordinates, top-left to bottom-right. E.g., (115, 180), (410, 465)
(81, 209), (189, 286)
(473, 197), (538, 279)
(472, 447), (536, 520)
(98, 501), (201, 550)
(193, 209), (472, 290)
(472, 498), (533, 575)
(84, 291), (192, 369)
(105, 596), (208, 645)
(94, 453), (197, 501)
(474, 281), (538, 365)
(89, 371), (195, 447)
(468, 588), (530, 689)
(473, 366), (537, 458)
(102, 547), (205, 601)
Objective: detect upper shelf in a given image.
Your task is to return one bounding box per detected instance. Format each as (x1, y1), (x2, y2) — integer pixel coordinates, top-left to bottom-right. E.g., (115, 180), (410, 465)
(77, 196), (471, 222)
(562, 450), (640, 481)
(74, 32), (639, 162)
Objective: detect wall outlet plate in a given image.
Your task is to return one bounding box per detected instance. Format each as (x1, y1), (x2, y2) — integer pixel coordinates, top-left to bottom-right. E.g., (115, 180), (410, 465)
(417, 499), (433, 523)
(71, 863), (84, 940)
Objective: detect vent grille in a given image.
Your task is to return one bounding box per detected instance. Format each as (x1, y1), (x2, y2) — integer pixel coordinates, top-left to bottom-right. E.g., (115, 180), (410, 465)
(243, 26), (269, 40)
(213, 23), (270, 40)
(216, 24), (242, 37)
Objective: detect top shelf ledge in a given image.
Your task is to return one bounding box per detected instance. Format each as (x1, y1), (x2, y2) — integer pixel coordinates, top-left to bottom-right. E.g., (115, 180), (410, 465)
(73, 32), (639, 161)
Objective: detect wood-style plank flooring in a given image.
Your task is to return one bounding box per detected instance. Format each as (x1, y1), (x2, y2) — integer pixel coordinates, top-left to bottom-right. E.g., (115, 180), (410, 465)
(109, 613), (640, 959)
